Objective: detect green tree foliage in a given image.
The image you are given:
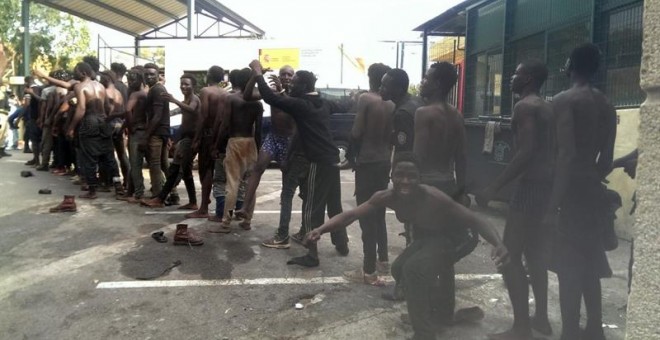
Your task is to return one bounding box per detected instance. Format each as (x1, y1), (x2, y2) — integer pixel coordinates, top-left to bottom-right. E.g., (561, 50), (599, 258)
(0, 0), (91, 81)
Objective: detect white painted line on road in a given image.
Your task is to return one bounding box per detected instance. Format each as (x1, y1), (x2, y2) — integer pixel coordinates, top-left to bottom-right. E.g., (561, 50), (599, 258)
(145, 210), (396, 215)
(256, 190), (282, 204)
(96, 274), (501, 289)
(5, 159), (27, 163)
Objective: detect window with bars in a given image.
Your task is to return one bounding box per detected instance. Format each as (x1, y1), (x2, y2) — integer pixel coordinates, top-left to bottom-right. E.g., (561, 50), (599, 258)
(604, 3), (644, 107)
(465, 51), (503, 117)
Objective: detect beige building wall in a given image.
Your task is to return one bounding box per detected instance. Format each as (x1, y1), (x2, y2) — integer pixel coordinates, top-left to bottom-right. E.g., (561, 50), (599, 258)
(607, 108), (640, 240)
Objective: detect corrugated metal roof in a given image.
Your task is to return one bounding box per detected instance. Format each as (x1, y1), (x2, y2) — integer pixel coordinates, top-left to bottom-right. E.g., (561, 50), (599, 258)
(414, 0), (483, 34)
(33, 0), (264, 38)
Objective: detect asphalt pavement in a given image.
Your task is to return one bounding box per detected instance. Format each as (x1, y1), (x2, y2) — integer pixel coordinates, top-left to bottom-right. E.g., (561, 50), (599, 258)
(0, 150), (631, 340)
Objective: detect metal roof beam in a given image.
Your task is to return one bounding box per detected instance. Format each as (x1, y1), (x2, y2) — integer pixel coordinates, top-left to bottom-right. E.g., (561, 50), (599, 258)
(87, 0), (158, 29)
(133, 0), (179, 20)
(33, 0), (138, 37)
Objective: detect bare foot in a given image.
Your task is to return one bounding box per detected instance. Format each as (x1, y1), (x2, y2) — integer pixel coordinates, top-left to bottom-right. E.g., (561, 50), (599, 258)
(185, 210), (209, 218)
(207, 215), (223, 222)
(531, 316), (552, 336)
(79, 192), (97, 199)
(208, 224), (231, 233)
(178, 203), (198, 210)
(239, 221), (251, 230)
(140, 198), (164, 208)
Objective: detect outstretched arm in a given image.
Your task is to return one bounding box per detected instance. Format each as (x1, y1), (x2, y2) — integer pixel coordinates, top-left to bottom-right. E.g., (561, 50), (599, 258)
(305, 191), (386, 244)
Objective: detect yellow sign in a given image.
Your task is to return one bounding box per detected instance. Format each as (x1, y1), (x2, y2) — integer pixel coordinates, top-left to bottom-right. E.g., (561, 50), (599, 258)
(259, 48), (300, 70)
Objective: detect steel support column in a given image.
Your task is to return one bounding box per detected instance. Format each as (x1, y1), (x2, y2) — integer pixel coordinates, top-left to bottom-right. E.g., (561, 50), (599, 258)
(187, 0), (195, 41)
(21, 0), (30, 77)
(422, 30), (429, 77)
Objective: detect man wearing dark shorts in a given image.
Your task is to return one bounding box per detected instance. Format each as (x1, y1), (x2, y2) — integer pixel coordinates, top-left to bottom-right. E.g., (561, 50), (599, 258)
(477, 60), (554, 340)
(546, 44), (617, 340)
(249, 59), (349, 267)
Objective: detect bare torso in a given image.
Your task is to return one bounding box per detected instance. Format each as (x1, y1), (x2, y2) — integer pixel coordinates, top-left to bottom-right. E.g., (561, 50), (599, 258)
(227, 92), (263, 138)
(270, 107), (296, 136)
(200, 86), (227, 132)
(180, 94), (201, 138)
(106, 86), (124, 116)
(83, 80), (107, 114)
(553, 86), (617, 180)
(413, 103), (465, 175)
(353, 92), (394, 163)
(513, 95), (554, 181)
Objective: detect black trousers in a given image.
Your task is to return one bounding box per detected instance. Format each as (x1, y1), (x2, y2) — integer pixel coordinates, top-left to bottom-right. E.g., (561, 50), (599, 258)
(392, 238), (455, 340)
(355, 161), (390, 273)
(301, 162), (348, 245)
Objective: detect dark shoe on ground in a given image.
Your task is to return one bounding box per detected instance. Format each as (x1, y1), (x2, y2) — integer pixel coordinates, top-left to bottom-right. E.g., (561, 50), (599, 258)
(239, 221), (251, 230)
(286, 254), (319, 267)
(335, 243), (349, 256)
(35, 165), (49, 171)
(23, 147), (32, 153)
(49, 195), (77, 213)
(165, 194), (180, 206)
(381, 285), (405, 302)
(25, 160), (37, 166)
(0, 149), (11, 157)
(151, 231), (168, 243)
(173, 224), (204, 246)
(38, 188), (52, 194)
(20, 170), (34, 177)
(261, 235), (290, 249)
(531, 316), (552, 336)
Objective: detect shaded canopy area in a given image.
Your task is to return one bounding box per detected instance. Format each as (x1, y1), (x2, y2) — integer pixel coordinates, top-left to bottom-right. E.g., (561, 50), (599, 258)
(32, 0), (265, 40)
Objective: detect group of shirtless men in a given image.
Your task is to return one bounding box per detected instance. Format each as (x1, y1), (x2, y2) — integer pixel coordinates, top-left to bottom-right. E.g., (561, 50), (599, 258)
(35, 42), (615, 340)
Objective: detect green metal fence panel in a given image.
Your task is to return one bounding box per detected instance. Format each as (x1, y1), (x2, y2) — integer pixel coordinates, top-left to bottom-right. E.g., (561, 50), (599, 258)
(471, 0), (505, 54)
(602, 0), (641, 11)
(604, 3), (645, 106)
(545, 20), (592, 98)
(512, 0), (550, 39)
(550, 0), (593, 27)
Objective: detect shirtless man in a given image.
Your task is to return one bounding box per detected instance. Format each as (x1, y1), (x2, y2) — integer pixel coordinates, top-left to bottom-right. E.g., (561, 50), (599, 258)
(411, 61), (481, 326)
(117, 67), (150, 202)
(343, 63), (394, 285)
(546, 43), (616, 340)
(305, 152), (509, 340)
(475, 60), (554, 340)
(208, 68), (263, 233)
(186, 66), (228, 218)
(99, 70), (127, 194)
(67, 62), (117, 199)
(142, 74), (201, 210)
(235, 65), (298, 241)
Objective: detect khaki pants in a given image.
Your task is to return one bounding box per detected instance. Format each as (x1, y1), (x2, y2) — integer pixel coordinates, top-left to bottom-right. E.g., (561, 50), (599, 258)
(222, 137), (257, 225)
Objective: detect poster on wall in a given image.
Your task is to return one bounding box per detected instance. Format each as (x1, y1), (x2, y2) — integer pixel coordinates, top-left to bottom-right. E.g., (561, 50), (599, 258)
(259, 48), (300, 70)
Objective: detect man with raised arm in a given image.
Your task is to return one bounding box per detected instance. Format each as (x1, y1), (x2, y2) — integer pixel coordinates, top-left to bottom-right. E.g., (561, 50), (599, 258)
(248, 59), (350, 267)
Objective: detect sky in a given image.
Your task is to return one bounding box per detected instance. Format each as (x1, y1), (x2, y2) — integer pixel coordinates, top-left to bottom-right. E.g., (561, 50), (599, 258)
(90, 0), (463, 47)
